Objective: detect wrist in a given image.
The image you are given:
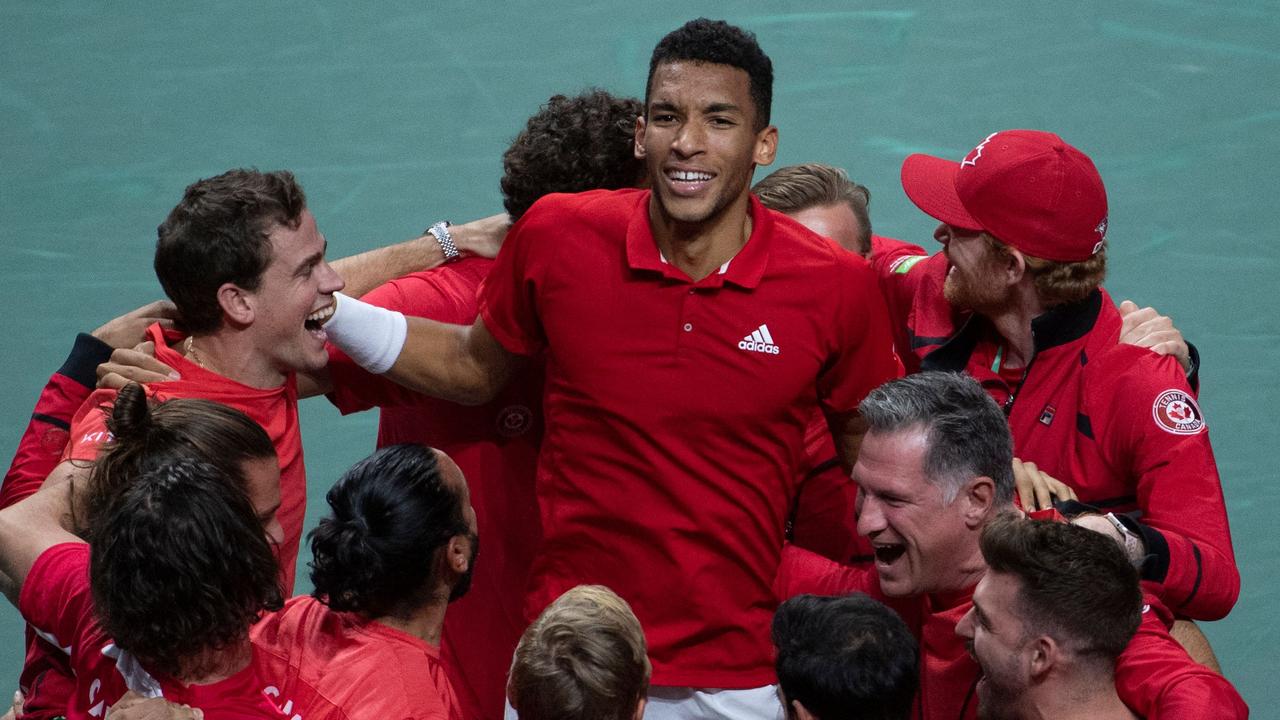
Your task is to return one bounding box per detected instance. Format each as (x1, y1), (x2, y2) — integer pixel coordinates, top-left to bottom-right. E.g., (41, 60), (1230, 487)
(323, 293), (407, 375)
(425, 221), (460, 264)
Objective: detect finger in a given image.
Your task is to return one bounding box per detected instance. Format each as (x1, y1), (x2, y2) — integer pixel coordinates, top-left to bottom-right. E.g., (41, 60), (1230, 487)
(96, 367), (174, 389)
(128, 341), (157, 356)
(135, 300), (179, 319)
(1054, 480), (1078, 502)
(1033, 473), (1052, 510)
(1118, 299), (1138, 316)
(1012, 461), (1035, 510)
(105, 348), (176, 376)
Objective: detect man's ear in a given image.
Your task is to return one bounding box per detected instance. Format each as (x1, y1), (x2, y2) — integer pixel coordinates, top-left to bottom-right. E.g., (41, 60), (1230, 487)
(963, 476), (997, 528)
(1027, 634), (1058, 680)
(792, 699), (818, 720)
(632, 696), (647, 720)
(634, 116), (647, 159)
(1004, 246), (1029, 286)
(445, 533), (473, 575)
(217, 283), (254, 326)
(753, 125), (779, 167)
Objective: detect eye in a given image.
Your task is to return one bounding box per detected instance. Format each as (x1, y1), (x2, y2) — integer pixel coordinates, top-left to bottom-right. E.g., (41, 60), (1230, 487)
(709, 116), (736, 127)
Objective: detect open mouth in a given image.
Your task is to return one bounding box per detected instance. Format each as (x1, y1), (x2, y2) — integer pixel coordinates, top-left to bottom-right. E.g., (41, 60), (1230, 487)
(304, 301), (336, 340)
(873, 543), (906, 566)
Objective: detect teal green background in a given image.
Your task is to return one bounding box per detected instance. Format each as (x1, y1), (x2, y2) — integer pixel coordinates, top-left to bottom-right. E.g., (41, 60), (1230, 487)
(2, 1), (1276, 709)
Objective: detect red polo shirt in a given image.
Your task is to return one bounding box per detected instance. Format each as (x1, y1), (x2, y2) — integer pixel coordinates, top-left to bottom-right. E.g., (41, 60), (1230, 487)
(64, 324), (306, 592)
(478, 188), (900, 687)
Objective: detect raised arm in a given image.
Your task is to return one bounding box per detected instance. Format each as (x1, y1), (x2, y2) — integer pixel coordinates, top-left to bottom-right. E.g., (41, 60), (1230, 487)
(330, 214), (509, 298)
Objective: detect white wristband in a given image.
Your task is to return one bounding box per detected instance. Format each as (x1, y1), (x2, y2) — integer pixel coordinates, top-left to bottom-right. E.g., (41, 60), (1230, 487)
(324, 292), (407, 375)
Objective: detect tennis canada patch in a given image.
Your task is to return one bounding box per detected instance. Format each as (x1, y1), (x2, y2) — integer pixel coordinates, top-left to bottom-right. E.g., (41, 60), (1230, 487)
(1152, 390), (1205, 435)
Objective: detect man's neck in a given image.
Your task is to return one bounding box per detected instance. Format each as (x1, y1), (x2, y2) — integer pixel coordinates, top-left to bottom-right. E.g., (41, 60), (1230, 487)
(650, 194), (753, 282)
(985, 283), (1045, 370)
(183, 330), (286, 389)
(375, 597), (449, 646)
(180, 639), (252, 685)
(1021, 676), (1136, 720)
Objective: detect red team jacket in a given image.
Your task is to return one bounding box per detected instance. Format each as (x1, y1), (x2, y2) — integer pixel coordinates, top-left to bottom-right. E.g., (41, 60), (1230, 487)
(870, 245), (1239, 620)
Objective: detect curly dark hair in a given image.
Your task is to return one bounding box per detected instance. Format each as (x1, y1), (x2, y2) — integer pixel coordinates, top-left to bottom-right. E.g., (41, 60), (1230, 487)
(309, 444), (471, 619)
(88, 458), (283, 679)
(155, 168), (307, 334)
(500, 90), (645, 220)
(647, 18), (773, 129)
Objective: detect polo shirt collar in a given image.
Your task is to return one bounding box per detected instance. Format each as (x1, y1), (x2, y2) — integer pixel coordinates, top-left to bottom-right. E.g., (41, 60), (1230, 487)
(625, 191), (773, 288)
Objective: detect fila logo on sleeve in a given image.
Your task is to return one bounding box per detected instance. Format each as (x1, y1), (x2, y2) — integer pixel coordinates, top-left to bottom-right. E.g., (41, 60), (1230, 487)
(738, 324), (780, 355)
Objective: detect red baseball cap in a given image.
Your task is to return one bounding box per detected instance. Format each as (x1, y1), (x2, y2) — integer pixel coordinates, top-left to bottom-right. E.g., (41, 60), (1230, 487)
(900, 130), (1109, 262)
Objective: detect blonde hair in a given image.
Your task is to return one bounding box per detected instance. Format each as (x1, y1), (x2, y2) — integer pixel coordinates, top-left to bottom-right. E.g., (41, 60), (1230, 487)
(753, 163), (873, 255)
(990, 237), (1107, 307)
(509, 585), (651, 720)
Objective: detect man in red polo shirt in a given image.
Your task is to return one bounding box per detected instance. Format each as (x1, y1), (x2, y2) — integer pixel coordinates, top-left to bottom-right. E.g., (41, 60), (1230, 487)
(323, 18), (899, 718)
(871, 130), (1237, 624)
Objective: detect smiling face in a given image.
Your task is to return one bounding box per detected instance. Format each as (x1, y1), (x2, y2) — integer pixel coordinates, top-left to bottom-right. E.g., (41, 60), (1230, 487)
(853, 427), (981, 597)
(242, 209), (344, 377)
(937, 223), (1011, 313)
(956, 571), (1033, 720)
(636, 61), (777, 229)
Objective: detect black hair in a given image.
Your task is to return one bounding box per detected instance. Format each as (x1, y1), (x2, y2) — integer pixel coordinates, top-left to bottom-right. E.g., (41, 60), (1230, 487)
(155, 168), (307, 334)
(88, 458), (283, 679)
(308, 444), (471, 618)
(773, 593), (918, 720)
(646, 18), (773, 130)
(501, 89), (645, 220)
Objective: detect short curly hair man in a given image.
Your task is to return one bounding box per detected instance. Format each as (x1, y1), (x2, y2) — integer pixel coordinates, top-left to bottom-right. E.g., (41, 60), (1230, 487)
(500, 89), (645, 220)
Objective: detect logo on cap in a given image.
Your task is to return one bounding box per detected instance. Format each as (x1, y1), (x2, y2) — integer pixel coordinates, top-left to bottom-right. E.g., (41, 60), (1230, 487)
(1152, 389), (1205, 435)
(961, 132), (1000, 168)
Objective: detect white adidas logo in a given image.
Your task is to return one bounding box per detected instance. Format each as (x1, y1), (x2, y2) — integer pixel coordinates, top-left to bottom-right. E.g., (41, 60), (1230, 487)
(738, 324), (780, 355)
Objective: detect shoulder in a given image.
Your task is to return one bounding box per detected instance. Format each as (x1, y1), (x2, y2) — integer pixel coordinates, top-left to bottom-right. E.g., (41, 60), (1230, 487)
(522, 188), (646, 228)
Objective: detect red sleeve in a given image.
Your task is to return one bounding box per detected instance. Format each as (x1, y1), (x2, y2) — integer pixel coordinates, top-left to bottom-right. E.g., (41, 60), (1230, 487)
(1094, 348), (1238, 620)
(2, 335), (113, 508)
(775, 542), (882, 601)
(1114, 596), (1248, 719)
(327, 263), (487, 414)
(477, 207), (556, 357)
(817, 253), (902, 417)
(63, 390), (122, 464)
(18, 543), (94, 663)
(789, 416), (861, 562)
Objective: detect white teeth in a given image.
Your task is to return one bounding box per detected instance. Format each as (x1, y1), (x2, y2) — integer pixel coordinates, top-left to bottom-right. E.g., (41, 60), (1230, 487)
(670, 170), (713, 182)
(307, 303), (335, 325)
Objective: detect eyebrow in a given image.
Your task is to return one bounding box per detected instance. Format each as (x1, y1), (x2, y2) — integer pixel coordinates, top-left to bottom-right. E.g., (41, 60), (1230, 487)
(705, 102), (743, 114)
(293, 240), (328, 276)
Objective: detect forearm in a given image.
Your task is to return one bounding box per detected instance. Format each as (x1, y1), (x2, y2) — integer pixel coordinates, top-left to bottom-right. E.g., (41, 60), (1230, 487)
(828, 410), (869, 473)
(0, 481), (78, 606)
(384, 316), (508, 405)
(331, 234), (443, 298)
(323, 294), (515, 407)
(332, 218), (506, 298)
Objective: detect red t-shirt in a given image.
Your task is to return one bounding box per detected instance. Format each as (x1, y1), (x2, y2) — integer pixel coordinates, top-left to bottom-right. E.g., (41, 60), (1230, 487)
(478, 188), (901, 687)
(63, 324), (306, 592)
(251, 596), (461, 720)
(325, 258), (541, 720)
(20, 543), (283, 720)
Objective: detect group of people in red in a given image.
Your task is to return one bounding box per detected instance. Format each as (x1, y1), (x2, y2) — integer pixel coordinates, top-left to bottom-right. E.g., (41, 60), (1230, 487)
(0, 16), (1247, 720)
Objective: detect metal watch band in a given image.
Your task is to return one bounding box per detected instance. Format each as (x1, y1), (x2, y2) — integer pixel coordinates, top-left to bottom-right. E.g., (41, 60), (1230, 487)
(426, 220), (459, 263)
(1105, 512), (1145, 568)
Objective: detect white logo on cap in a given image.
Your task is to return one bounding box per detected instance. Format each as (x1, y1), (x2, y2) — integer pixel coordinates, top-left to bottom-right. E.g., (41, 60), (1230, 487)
(1095, 216), (1108, 239)
(961, 132), (1000, 167)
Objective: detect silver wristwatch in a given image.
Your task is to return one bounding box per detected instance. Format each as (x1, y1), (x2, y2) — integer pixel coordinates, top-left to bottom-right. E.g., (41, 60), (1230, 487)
(1104, 512), (1146, 568)
(426, 221), (460, 263)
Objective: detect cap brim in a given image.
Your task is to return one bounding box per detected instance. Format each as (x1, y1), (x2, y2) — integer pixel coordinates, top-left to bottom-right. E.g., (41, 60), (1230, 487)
(900, 154), (982, 232)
